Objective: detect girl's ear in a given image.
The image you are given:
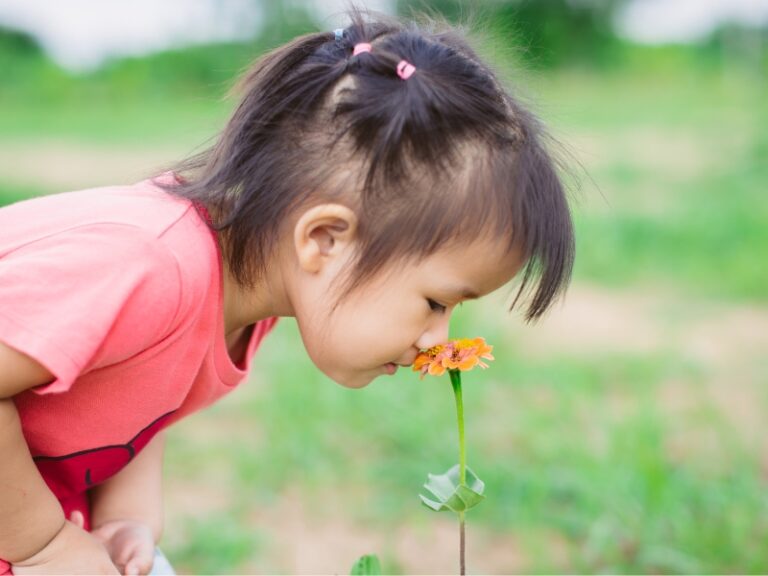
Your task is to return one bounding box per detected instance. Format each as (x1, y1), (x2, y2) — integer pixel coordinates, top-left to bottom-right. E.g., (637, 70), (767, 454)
(293, 204), (358, 273)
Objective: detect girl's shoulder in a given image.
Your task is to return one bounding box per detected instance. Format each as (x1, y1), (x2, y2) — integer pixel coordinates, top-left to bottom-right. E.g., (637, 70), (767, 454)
(0, 175), (221, 391)
(0, 172), (193, 244)
(0, 172), (219, 310)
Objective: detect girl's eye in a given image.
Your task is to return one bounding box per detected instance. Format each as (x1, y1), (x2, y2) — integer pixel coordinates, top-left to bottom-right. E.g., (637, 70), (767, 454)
(427, 298), (447, 313)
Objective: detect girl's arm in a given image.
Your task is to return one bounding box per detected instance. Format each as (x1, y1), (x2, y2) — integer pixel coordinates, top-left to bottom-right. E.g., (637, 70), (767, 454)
(0, 342), (66, 562)
(0, 341), (120, 573)
(87, 431), (166, 575)
(89, 429), (166, 542)
(0, 398), (68, 562)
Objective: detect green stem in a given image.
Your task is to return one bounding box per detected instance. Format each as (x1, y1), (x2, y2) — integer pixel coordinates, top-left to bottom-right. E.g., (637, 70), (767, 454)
(459, 512), (466, 576)
(449, 370), (466, 485)
(450, 369), (466, 576)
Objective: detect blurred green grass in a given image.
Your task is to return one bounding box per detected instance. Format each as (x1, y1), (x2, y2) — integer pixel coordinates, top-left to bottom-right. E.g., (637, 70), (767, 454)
(163, 316), (767, 574)
(1, 34), (766, 573)
(0, 182), (40, 206)
(0, 99), (230, 145)
(538, 69), (767, 302)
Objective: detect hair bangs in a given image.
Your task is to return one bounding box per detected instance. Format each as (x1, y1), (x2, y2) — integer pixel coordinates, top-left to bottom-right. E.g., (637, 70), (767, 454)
(508, 136), (575, 321)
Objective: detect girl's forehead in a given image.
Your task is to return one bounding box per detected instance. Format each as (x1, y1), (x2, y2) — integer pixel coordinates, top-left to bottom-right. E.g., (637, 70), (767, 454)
(435, 235), (520, 265)
(405, 237), (523, 291)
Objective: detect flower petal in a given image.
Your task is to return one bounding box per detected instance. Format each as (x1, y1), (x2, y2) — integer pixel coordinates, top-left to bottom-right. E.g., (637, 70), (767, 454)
(457, 356), (479, 371)
(428, 362), (446, 376)
(413, 354), (431, 372)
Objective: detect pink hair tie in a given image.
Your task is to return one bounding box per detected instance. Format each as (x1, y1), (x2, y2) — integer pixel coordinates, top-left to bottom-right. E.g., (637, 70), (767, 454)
(396, 59), (416, 80)
(353, 42), (372, 56)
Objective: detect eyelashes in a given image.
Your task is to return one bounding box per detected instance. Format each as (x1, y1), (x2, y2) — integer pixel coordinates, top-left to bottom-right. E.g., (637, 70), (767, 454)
(427, 298), (447, 313)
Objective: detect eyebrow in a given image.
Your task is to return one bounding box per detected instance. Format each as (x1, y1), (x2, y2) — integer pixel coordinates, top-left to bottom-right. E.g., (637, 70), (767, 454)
(446, 286), (479, 300)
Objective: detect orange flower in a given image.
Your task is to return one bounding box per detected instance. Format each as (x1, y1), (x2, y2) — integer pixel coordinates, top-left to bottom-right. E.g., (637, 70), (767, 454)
(412, 337), (494, 379)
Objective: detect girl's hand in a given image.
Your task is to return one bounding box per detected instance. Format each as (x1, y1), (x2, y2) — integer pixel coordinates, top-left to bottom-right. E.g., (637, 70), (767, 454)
(11, 515), (120, 575)
(77, 511), (156, 576)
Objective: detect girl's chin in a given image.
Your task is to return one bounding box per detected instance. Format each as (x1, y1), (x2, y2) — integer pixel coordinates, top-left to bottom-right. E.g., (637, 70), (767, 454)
(324, 364), (396, 388)
(330, 370), (374, 389)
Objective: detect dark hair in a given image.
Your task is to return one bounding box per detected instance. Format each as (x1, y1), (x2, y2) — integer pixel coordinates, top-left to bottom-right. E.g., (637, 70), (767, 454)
(157, 7), (574, 321)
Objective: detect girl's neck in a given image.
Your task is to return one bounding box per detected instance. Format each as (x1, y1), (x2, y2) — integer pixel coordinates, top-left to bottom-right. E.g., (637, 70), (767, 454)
(199, 203), (288, 334)
(221, 250), (293, 336)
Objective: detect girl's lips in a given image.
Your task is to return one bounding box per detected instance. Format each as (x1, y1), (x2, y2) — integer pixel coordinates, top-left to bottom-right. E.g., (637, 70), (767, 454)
(383, 362), (398, 375)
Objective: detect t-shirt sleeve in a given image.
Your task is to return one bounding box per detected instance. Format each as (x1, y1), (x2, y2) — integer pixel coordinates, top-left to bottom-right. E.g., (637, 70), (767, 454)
(0, 224), (184, 395)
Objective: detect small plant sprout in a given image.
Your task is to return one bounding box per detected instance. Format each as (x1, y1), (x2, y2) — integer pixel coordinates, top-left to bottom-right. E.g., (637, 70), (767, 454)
(413, 337), (493, 576)
(350, 554), (382, 575)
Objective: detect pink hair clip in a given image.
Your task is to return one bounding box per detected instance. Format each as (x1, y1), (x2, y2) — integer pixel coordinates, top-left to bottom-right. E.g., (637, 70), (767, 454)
(396, 59), (416, 80)
(353, 42), (372, 56)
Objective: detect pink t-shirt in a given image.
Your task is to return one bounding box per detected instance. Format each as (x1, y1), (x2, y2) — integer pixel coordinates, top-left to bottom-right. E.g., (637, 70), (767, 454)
(0, 174), (277, 571)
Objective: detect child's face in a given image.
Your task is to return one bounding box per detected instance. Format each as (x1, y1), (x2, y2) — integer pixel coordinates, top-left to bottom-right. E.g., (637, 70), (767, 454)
(290, 218), (521, 388)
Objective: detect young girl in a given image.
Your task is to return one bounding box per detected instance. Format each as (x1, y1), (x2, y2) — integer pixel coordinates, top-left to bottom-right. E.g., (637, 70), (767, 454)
(0, 9), (574, 575)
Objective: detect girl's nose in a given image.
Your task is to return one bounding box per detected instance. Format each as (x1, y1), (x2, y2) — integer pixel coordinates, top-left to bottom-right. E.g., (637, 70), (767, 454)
(415, 316), (450, 350)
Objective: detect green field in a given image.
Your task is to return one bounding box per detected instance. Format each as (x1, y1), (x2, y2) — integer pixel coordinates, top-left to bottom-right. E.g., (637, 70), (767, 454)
(1, 37), (765, 574)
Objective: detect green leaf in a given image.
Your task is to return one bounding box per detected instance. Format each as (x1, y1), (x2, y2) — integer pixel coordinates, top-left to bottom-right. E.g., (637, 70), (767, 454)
(419, 464), (486, 513)
(350, 554), (382, 575)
